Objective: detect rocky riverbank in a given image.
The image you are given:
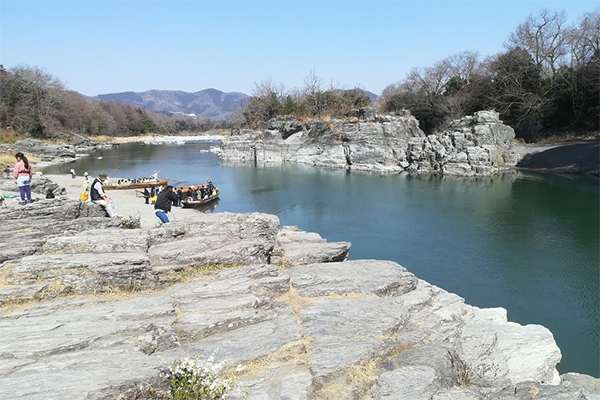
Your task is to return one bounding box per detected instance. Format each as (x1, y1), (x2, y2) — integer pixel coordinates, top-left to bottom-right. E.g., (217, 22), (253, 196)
(217, 110), (520, 177)
(0, 138), (112, 198)
(113, 133), (226, 144)
(1, 189), (598, 399)
(0, 137), (111, 170)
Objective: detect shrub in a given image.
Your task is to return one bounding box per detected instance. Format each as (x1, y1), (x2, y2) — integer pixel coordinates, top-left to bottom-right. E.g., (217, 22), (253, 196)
(168, 357), (234, 400)
(121, 214), (141, 229)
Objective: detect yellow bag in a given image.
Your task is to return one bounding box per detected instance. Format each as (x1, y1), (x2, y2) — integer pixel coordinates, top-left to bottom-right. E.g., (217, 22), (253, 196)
(79, 191), (89, 202)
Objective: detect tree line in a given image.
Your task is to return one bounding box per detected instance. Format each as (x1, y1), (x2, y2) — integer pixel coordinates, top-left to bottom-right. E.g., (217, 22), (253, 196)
(234, 71), (372, 129)
(242, 9), (599, 141)
(0, 65), (227, 139)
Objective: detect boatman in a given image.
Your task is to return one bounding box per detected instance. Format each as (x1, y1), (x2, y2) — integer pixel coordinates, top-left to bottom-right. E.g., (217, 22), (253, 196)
(90, 173), (118, 218)
(154, 185), (178, 224)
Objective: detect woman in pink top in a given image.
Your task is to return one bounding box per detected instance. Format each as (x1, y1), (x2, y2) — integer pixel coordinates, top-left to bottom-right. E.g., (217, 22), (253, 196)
(13, 152), (33, 204)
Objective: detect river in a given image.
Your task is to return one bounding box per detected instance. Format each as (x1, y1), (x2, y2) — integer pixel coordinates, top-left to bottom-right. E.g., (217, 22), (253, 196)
(44, 141), (600, 377)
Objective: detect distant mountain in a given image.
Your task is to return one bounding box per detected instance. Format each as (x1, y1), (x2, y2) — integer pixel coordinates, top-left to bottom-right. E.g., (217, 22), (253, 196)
(365, 91), (378, 102)
(96, 89), (250, 120)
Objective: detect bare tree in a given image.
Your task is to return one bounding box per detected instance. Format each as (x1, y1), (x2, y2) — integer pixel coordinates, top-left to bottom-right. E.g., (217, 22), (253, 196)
(303, 70), (326, 116)
(3, 65), (64, 136)
(252, 78), (285, 100)
(566, 9), (600, 68)
(506, 9), (570, 81)
(446, 51), (483, 84)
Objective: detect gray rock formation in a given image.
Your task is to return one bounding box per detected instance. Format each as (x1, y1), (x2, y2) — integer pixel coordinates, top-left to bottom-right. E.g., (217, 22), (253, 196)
(218, 110), (520, 176)
(0, 193), (595, 400)
(0, 138), (108, 170)
(0, 173), (66, 196)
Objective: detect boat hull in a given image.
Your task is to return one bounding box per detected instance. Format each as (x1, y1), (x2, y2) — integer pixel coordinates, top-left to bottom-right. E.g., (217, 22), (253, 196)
(182, 190), (220, 208)
(103, 179), (168, 190)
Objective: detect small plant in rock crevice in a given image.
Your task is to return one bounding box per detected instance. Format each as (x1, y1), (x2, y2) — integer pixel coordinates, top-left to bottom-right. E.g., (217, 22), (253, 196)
(121, 214), (141, 229)
(168, 356), (234, 400)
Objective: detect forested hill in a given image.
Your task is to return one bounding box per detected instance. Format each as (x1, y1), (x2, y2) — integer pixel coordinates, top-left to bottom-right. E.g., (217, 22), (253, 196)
(96, 89), (250, 121)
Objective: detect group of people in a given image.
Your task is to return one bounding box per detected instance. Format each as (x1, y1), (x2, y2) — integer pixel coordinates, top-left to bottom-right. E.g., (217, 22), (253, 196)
(114, 173), (159, 187)
(10, 153), (207, 226)
(142, 186), (170, 205)
(85, 173), (182, 224)
(186, 181), (217, 202)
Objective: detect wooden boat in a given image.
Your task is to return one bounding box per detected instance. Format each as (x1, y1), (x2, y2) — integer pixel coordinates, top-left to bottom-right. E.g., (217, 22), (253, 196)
(182, 189), (220, 208)
(103, 179), (168, 190)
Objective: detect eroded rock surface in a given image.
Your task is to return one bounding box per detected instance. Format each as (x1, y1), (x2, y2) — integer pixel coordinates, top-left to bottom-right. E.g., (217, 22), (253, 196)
(0, 197), (595, 400)
(218, 110), (519, 176)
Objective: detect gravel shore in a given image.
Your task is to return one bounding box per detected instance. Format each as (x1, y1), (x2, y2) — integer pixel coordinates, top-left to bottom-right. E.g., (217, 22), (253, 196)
(45, 173), (203, 229)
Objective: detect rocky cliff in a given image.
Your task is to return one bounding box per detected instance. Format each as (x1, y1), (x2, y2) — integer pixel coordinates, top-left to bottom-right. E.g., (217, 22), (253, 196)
(1, 196), (597, 400)
(217, 110), (520, 176)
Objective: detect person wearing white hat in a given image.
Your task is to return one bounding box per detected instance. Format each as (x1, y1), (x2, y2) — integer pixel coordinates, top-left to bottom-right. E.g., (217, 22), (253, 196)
(90, 173), (118, 218)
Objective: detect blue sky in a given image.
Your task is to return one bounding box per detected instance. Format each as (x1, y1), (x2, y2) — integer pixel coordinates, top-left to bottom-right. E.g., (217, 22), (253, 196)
(0, 0), (597, 96)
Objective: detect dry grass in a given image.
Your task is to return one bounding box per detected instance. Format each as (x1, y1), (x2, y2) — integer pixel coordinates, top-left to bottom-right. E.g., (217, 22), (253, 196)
(0, 282), (161, 314)
(310, 360), (379, 400)
(0, 262), (17, 290)
(345, 360), (379, 395)
(90, 135), (117, 143)
(0, 128), (18, 144)
(0, 152), (41, 169)
(232, 337), (313, 379)
(275, 285), (314, 316)
(277, 253), (290, 272)
(159, 264), (240, 283)
(0, 270), (162, 314)
(529, 384), (540, 398)
(0, 298), (41, 314)
(536, 131), (599, 145)
(0, 154), (16, 168)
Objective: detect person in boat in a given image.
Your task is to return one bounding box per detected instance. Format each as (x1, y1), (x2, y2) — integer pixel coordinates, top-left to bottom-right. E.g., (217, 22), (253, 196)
(207, 181), (217, 196)
(152, 171), (158, 181)
(143, 187), (150, 205)
(90, 173), (118, 218)
(154, 185), (178, 224)
(191, 186), (199, 201)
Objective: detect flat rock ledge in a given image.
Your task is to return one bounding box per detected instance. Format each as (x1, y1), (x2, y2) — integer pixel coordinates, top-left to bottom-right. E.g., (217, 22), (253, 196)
(0, 199), (597, 400)
(217, 110), (520, 177)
